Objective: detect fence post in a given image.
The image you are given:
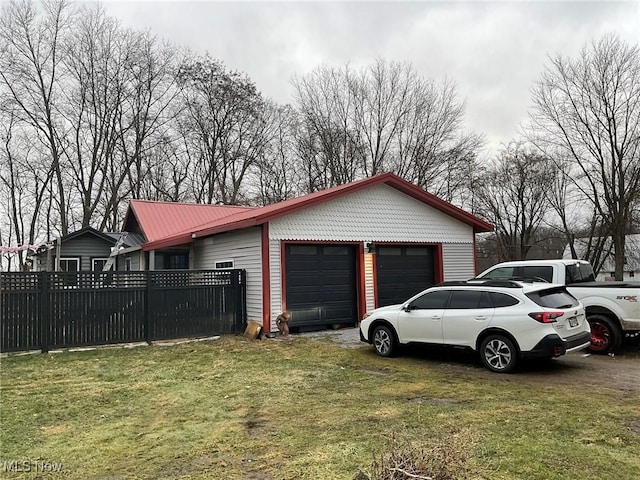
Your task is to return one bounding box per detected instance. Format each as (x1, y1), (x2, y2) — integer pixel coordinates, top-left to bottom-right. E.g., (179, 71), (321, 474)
(235, 269), (247, 333)
(40, 273), (51, 353)
(145, 271), (152, 344)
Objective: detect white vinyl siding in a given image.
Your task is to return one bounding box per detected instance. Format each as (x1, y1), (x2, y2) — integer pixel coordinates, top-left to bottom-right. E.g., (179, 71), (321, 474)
(193, 227), (262, 322)
(269, 184), (473, 243)
(269, 238), (282, 331)
(268, 184), (477, 317)
(442, 243), (476, 280)
(364, 253), (375, 312)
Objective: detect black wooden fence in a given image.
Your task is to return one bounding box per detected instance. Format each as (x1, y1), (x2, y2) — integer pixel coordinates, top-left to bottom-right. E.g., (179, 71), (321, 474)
(1, 270), (246, 353)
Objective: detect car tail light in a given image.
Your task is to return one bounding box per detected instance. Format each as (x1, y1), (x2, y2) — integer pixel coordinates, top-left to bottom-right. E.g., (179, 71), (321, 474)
(529, 311), (564, 323)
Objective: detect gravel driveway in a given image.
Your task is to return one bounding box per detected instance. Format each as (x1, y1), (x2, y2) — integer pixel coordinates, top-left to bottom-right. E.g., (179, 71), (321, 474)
(296, 327), (640, 392)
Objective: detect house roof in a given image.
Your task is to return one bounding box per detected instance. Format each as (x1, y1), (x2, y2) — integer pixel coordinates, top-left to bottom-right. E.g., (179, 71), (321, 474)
(141, 173), (493, 251)
(123, 200), (255, 244)
(29, 227), (141, 258)
(62, 226), (118, 245)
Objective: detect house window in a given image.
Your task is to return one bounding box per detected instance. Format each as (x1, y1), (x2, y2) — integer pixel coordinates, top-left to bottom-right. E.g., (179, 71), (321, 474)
(215, 260), (235, 270)
(630, 271), (635, 278)
(125, 257), (132, 271)
(163, 252), (189, 269)
(92, 258), (113, 271)
(59, 258), (79, 272)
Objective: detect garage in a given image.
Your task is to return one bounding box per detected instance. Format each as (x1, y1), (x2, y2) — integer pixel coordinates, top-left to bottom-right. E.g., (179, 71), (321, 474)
(376, 245), (436, 307)
(285, 244), (358, 328)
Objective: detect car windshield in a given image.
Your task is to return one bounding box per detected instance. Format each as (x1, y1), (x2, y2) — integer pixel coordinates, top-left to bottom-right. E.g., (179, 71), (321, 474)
(565, 263), (596, 284)
(526, 287), (579, 308)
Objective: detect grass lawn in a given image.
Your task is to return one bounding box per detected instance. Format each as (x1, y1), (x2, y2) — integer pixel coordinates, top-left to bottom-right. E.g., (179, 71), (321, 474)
(1, 335), (639, 479)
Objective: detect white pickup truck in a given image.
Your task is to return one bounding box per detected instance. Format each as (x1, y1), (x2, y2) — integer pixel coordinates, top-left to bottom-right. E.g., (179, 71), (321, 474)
(476, 259), (640, 353)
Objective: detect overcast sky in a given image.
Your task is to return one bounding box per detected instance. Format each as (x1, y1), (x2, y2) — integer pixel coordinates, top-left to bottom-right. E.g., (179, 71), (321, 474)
(102, 0), (639, 159)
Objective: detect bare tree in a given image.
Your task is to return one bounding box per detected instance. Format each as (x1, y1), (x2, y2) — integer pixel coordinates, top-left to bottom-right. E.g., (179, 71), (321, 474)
(101, 30), (181, 229)
(293, 64), (362, 190)
(251, 102), (302, 205)
(391, 76), (482, 201)
(529, 34), (640, 280)
(0, 0), (74, 234)
(61, 5), (127, 228)
(292, 59), (482, 200)
(350, 59), (413, 176)
(176, 56), (267, 204)
(118, 32), (181, 200)
(142, 133), (193, 203)
(0, 109), (54, 270)
(475, 142), (555, 261)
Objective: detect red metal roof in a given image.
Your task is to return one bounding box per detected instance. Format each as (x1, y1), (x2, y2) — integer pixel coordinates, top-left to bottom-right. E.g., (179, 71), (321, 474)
(140, 173), (493, 251)
(126, 200), (254, 243)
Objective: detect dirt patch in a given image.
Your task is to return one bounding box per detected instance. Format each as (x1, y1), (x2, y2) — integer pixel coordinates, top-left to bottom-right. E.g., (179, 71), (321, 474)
(359, 368), (392, 376)
(245, 417), (268, 437)
(40, 424), (68, 435)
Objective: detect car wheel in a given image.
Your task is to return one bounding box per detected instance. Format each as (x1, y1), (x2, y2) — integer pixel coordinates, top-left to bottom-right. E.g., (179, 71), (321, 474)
(372, 325), (395, 357)
(480, 335), (518, 373)
(587, 314), (622, 354)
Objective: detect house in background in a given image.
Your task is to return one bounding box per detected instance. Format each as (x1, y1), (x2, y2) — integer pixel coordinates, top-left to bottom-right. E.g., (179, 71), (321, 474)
(117, 173), (493, 333)
(30, 226), (144, 272)
(563, 234), (640, 281)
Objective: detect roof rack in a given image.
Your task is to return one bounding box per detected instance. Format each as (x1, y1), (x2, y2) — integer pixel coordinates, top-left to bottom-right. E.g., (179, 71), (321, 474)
(437, 281), (470, 286)
(437, 280), (523, 289)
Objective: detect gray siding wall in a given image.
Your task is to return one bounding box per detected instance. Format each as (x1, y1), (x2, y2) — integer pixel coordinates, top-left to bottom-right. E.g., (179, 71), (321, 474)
(116, 251), (142, 271)
(34, 235), (113, 271)
(193, 227), (262, 322)
(69, 236), (113, 270)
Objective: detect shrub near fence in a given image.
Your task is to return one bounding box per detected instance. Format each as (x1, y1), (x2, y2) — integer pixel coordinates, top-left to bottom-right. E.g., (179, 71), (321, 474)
(0, 269), (247, 353)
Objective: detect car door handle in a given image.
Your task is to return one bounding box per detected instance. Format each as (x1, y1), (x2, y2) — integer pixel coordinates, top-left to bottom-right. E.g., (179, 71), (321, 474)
(475, 316), (487, 321)
(430, 315), (441, 320)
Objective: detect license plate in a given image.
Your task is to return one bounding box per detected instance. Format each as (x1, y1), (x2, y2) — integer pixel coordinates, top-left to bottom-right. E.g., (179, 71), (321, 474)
(568, 316), (578, 327)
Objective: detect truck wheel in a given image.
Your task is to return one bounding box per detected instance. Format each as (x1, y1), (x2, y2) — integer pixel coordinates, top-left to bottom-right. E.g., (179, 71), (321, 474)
(625, 331), (640, 345)
(587, 315), (623, 354)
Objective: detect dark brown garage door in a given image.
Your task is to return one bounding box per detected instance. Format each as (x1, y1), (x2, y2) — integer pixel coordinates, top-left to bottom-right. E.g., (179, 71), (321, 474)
(285, 244), (357, 328)
(376, 245), (436, 307)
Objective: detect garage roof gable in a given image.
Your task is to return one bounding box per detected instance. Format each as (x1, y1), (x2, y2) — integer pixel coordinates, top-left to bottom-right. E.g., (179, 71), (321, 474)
(142, 173), (492, 250)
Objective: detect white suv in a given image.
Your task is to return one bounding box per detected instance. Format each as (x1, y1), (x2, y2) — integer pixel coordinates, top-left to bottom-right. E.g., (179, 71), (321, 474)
(359, 280), (591, 373)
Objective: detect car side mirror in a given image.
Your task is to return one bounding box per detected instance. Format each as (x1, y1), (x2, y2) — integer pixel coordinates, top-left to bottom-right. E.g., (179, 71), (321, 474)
(403, 304), (413, 312)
